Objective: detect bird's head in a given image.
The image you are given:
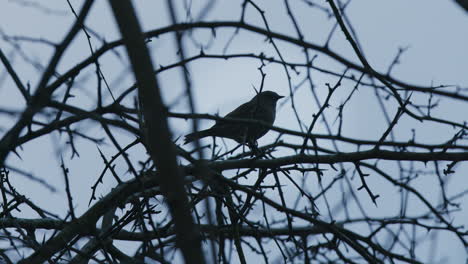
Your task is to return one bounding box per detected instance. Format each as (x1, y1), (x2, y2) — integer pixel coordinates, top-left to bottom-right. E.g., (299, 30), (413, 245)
(253, 91), (284, 105)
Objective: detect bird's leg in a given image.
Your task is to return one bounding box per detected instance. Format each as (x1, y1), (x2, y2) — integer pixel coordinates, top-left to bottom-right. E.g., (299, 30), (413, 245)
(247, 140), (263, 157)
(239, 131), (249, 154)
(211, 136), (216, 158)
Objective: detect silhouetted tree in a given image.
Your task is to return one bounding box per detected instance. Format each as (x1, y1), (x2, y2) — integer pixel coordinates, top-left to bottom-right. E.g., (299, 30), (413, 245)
(0, 0), (466, 263)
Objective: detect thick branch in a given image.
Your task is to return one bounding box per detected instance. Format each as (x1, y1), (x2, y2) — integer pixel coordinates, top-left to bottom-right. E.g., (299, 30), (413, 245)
(107, 1), (204, 263)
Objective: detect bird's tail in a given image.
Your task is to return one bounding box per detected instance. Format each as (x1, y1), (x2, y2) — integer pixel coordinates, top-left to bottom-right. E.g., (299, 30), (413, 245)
(184, 129), (213, 144)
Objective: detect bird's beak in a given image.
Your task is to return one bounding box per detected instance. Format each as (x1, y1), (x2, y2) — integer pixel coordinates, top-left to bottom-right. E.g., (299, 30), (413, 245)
(278, 95), (285, 99)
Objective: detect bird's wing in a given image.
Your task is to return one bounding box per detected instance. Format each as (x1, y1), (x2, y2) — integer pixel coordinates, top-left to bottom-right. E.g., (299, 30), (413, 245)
(207, 100), (255, 142)
(209, 100), (254, 130)
(223, 100), (256, 120)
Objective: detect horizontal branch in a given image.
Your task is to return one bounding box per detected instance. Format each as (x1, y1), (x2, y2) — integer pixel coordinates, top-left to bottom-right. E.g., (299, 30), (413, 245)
(201, 150), (468, 171)
(43, 21), (468, 109)
(170, 112), (468, 151)
(0, 218), (330, 240)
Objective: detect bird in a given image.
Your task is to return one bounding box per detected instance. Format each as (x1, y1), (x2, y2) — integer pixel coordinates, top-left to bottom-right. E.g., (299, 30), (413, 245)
(184, 91), (284, 145)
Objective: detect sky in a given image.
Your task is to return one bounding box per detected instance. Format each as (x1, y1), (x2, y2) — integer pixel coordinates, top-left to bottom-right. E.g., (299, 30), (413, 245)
(0, 0), (467, 263)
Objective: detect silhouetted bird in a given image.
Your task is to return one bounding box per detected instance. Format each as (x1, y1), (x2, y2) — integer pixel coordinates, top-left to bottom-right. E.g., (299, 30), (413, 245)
(184, 91), (284, 145)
